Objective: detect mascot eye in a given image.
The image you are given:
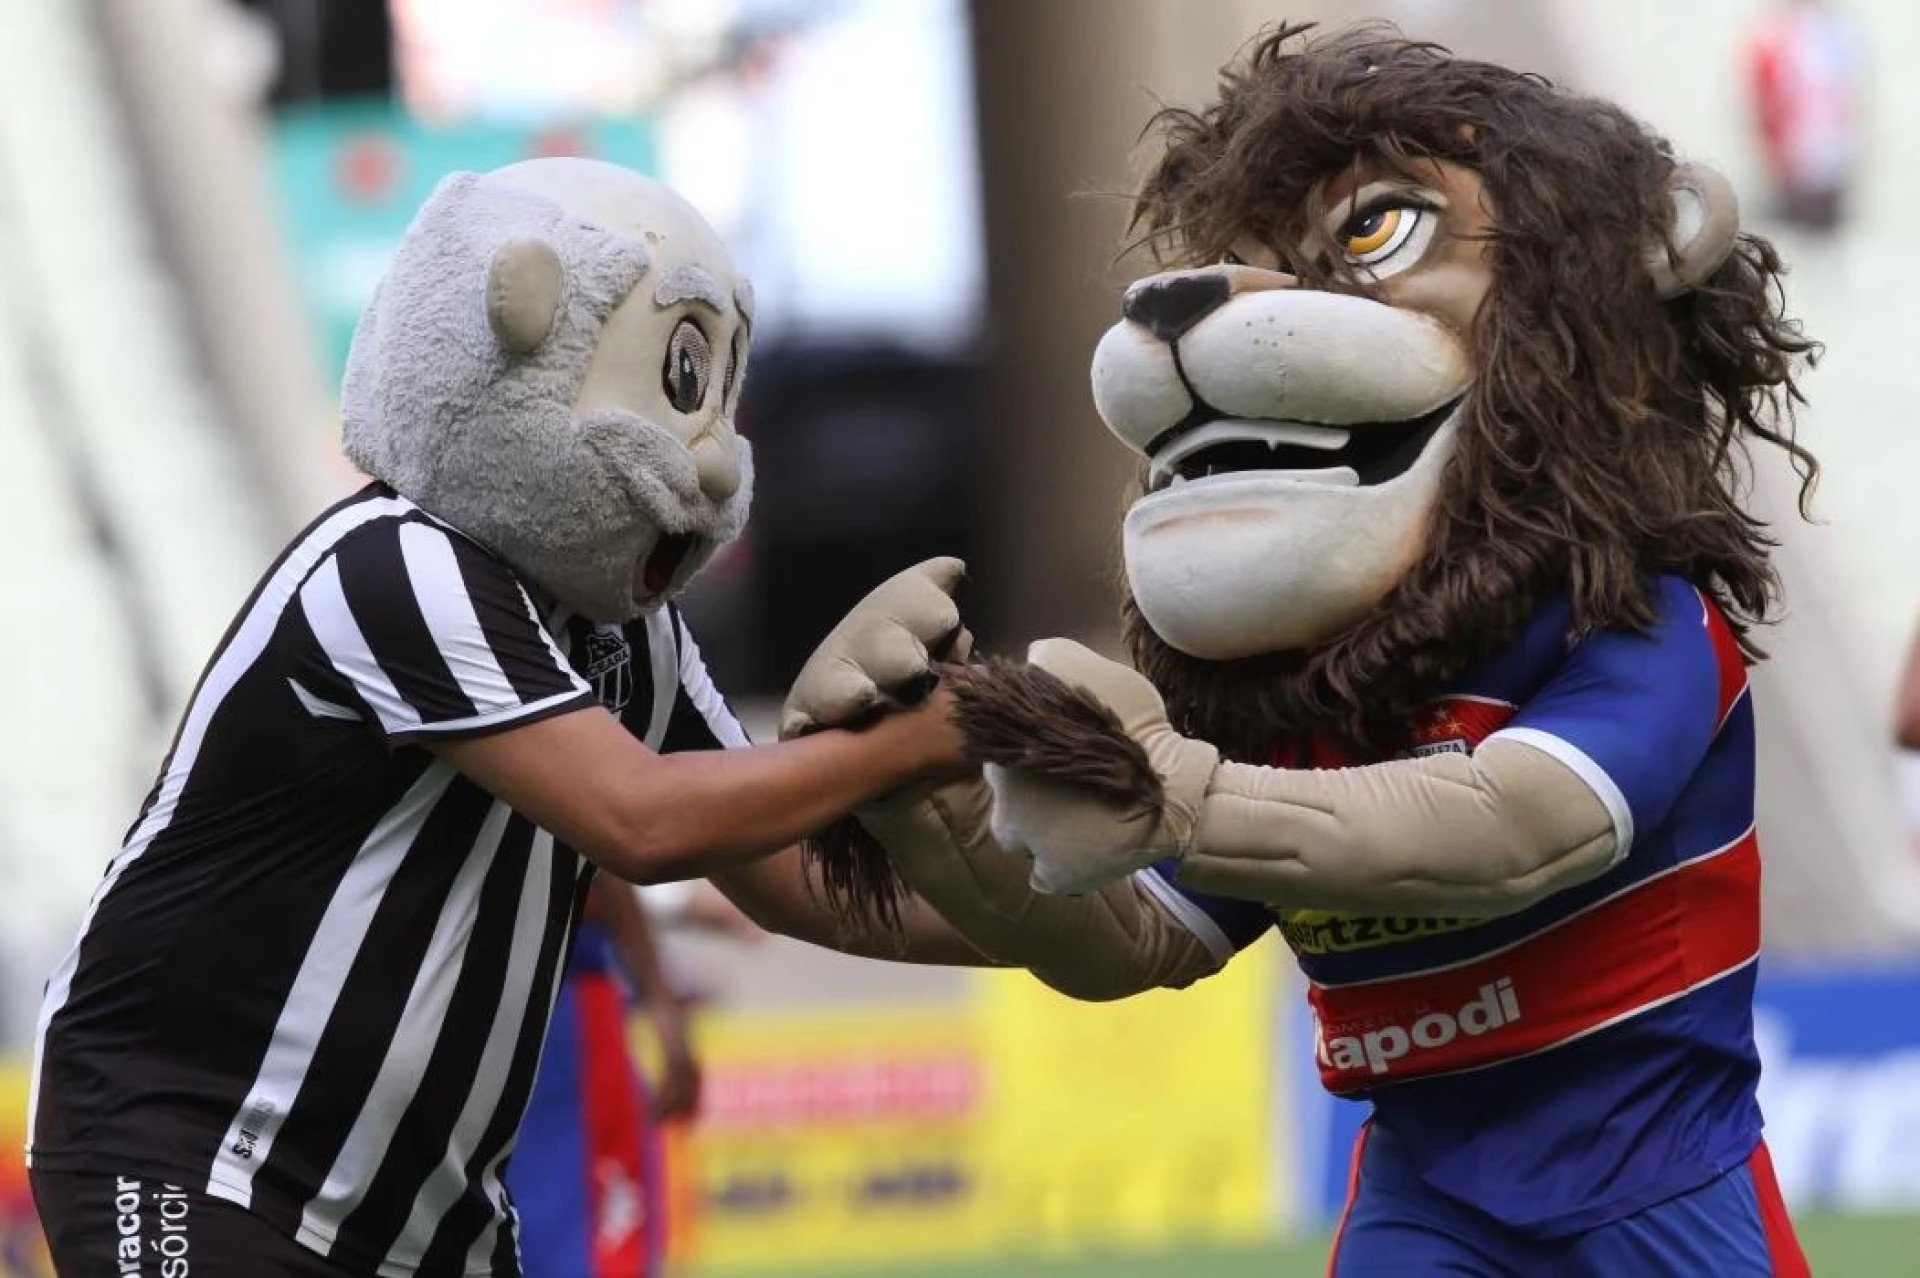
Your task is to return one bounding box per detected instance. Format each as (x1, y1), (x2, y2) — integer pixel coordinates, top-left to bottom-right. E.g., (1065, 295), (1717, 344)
(1338, 202), (1432, 273)
(722, 330), (745, 405)
(664, 319), (713, 413)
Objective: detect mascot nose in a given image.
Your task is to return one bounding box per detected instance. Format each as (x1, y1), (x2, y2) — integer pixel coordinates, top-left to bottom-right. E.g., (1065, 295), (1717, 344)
(1122, 272), (1231, 343)
(693, 437), (741, 502)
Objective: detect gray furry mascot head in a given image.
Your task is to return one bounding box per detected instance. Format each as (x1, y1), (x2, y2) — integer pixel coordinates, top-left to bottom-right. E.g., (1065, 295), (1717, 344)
(342, 157), (755, 622)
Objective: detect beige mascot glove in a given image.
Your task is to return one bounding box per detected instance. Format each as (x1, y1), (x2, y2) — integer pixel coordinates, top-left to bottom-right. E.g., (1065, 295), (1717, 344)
(782, 569), (1222, 999)
(780, 557), (970, 738)
(985, 640), (1623, 917)
(854, 777), (1222, 1000)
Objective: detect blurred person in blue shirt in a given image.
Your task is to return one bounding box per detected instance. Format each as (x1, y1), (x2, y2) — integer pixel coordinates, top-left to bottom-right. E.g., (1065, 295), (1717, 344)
(507, 878), (700, 1278)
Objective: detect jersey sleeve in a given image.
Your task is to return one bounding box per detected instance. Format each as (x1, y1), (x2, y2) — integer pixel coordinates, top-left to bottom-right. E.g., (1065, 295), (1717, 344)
(659, 609), (752, 752)
(293, 519), (595, 745)
(1487, 576), (1740, 854)
(1136, 860), (1275, 965)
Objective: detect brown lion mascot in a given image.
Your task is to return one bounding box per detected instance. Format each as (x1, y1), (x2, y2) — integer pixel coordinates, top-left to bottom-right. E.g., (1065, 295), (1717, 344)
(783, 23), (1816, 1275)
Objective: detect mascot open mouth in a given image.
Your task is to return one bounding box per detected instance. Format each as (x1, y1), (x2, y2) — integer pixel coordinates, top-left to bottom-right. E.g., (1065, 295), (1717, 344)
(1145, 396), (1463, 492)
(641, 531), (702, 597)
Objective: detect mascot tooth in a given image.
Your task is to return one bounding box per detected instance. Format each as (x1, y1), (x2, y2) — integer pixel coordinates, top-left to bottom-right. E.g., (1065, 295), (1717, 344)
(786, 23), (1820, 1273)
(342, 157), (755, 622)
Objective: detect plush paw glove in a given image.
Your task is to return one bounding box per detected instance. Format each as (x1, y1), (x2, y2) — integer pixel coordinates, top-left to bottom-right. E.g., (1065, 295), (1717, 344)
(780, 557), (969, 740)
(984, 639), (1219, 895)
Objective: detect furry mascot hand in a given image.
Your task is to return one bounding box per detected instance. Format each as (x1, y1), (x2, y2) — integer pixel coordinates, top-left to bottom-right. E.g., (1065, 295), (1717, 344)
(781, 557), (969, 738)
(980, 640), (1218, 895)
(782, 577), (1222, 999)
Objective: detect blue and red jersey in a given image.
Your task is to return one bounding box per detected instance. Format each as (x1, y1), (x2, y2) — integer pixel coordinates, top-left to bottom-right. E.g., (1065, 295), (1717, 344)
(507, 922), (665, 1278)
(1153, 575), (1766, 1237)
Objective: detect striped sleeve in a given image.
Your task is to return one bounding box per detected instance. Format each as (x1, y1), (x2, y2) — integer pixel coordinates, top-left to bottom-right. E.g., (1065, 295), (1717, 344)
(659, 608), (751, 752)
(293, 518), (595, 744)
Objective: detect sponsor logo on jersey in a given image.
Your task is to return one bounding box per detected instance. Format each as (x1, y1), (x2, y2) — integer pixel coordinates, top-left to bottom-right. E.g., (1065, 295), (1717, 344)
(229, 1098), (275, 1161)
(1278, 910), (1486, 955)
(1315, 978), (1522, 1077)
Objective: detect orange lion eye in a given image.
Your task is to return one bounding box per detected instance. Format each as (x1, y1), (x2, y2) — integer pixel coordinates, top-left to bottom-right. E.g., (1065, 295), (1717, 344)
(1343, 207), (1404, 257)
(1336, 201), (1431, 274)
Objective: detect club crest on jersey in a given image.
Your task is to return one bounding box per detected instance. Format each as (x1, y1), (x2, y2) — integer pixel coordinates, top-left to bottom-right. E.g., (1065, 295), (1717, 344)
(584, 626), (633, 714)
(1402, 695), (1517, 759)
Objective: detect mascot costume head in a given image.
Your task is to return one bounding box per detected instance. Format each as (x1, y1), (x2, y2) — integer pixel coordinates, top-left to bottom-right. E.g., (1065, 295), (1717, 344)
(918, 21), (1820, 853)
(342, 157), (754, 622)
(970, 21), (1817, 771)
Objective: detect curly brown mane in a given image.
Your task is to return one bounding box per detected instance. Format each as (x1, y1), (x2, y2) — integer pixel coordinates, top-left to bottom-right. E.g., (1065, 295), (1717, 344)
(1124, 22), (1819, 759)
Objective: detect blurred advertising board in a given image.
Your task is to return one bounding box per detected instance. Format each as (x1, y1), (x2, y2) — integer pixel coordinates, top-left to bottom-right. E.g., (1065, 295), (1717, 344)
(0, 1062), (49, 1277)
(1287, 959), (1920, 1224)
(668, 951), (1281, 1271)
(1754, 961), (1920, 1213)
(0, 947), (1275, 1277)
(267, 101), (656, 383)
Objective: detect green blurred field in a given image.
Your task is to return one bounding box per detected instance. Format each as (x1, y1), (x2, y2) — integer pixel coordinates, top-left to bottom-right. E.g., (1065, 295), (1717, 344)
(749, 1212), (1919, 1277)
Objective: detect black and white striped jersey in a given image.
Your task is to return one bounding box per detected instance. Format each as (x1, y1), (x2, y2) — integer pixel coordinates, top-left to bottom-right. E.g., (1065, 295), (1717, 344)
(28, 484), (748, 1277)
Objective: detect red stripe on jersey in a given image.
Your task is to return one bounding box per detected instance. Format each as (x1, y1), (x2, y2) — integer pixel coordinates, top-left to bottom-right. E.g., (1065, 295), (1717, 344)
(1310, 832), (1760, 1093)
(575, 973), (652, 1278)
(1698, 589), (1749, 727)
(1325, 1121), (1371, 1278)
(1748, 1142), (1811, 1277)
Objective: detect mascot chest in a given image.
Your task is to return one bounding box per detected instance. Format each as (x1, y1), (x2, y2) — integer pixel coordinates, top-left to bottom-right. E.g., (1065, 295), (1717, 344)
(1268, 690), (1519, 945)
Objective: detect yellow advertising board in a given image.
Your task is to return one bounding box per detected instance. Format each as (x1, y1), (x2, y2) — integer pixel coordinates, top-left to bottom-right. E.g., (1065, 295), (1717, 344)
(672, 945), (1281, 1273)
(0, 1061), (51, 1277)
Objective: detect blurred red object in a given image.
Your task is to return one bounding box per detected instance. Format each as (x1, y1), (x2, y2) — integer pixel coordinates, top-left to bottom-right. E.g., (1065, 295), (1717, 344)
(334, 132), (403, 205)
(1748, 0), (1864, 231)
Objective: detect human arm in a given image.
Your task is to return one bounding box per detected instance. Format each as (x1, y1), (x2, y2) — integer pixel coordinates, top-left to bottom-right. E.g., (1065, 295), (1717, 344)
(708, 784), (1224, 997)
(677, 881), (769, 942)
(432, 694), (965, 884)
(636, 880), (770, 943)
(587, 877), (700, 1118)
(706, 844), (995, 966)
(290, 522), (964, 883)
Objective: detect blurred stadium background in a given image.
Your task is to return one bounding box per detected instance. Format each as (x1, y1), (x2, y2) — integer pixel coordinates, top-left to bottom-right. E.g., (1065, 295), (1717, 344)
(2, 0), (1917, 1273)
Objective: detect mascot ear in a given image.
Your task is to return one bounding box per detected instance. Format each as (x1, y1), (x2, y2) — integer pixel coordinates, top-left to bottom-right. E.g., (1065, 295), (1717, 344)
(486, 238), (566, 354)
(1646, 162), (1739, 299)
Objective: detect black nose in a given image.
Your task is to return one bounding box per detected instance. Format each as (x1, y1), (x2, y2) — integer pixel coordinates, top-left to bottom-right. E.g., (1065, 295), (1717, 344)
(1122, 272), (1231, 343)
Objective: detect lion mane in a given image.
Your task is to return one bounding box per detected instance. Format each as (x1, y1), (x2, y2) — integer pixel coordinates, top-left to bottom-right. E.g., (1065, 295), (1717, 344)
(1121, 21), (1818, 759)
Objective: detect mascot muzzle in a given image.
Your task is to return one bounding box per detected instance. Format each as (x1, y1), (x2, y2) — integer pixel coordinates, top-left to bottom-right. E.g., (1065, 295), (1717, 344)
(1091, 272), (1471, 659)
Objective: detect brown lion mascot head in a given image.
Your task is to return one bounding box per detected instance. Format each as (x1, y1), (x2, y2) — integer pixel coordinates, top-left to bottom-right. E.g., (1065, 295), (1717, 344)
(812, 21), (1820, 922)
(1101, 21), (1819, 761)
